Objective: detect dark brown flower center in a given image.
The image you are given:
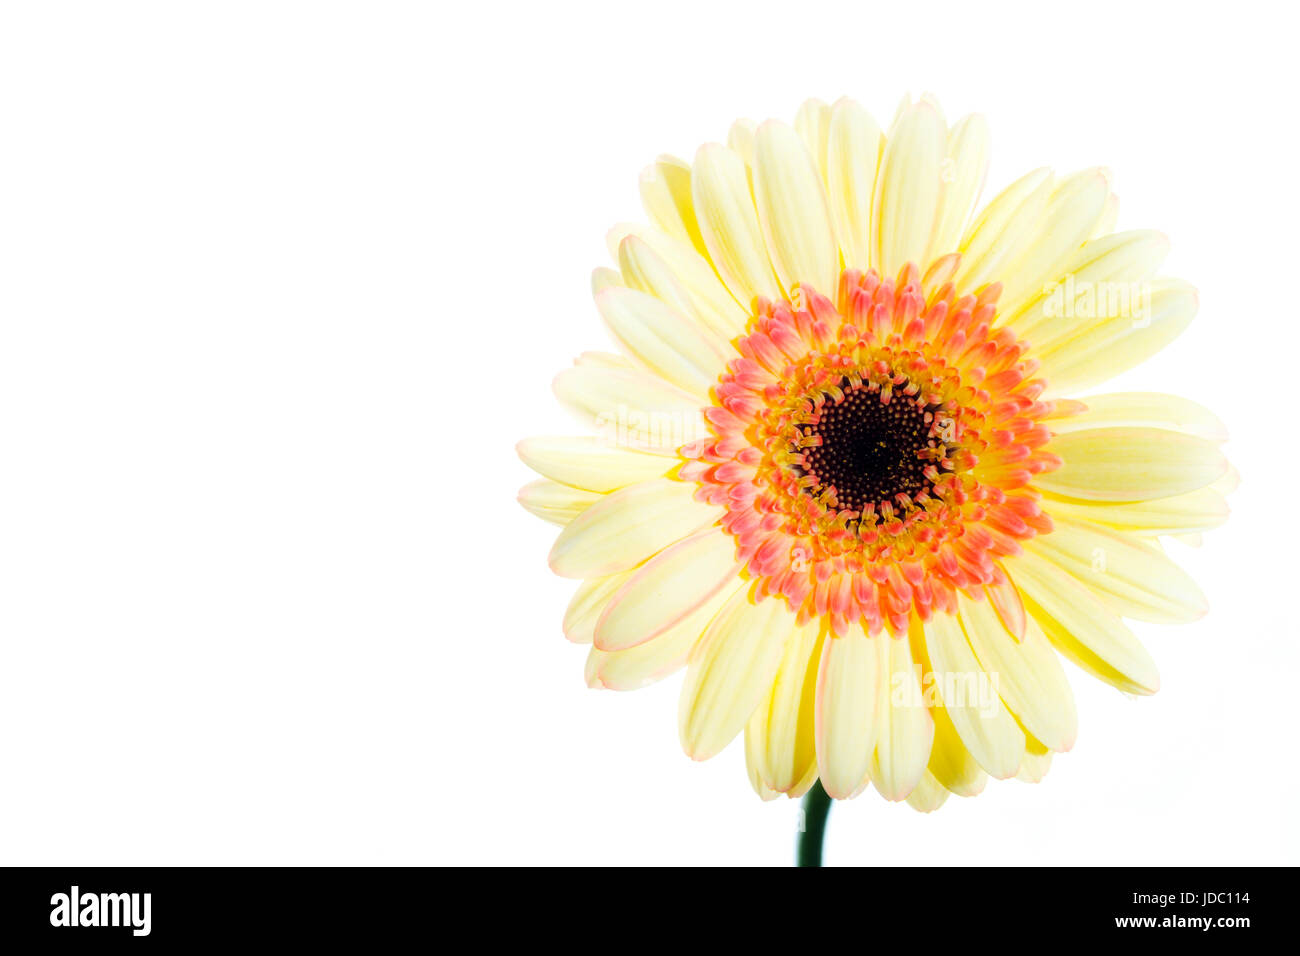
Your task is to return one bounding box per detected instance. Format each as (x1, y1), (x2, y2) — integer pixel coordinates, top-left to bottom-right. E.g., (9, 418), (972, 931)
(796, 379), (944, 514)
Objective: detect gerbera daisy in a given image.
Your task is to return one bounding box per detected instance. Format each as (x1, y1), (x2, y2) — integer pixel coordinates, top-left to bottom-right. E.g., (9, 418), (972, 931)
(517, 95), (1231, 824)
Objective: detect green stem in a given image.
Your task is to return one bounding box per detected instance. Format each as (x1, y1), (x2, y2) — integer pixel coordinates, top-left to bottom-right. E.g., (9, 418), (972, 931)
(796, 779), (832, 867)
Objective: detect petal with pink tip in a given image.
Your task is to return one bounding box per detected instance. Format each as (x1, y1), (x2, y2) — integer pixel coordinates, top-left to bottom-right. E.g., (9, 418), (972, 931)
(595, 527), (741, 651)
(548, 478), (722, 579)
(596, 579), (743, 691)
(517, 479), (601, 526)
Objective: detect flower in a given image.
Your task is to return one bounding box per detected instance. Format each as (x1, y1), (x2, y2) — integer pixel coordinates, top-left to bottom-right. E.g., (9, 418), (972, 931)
(517, 95), (1232, 810)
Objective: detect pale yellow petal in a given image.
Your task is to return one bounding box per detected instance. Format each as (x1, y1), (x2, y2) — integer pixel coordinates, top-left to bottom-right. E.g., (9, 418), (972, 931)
(749, 618), (822, 793)
(595, 286), (731, 397)
(597, 579), (743, 691)
(873, 100), (945, 277)
(1044, 391), (1227, 442)
(793, 98), (831, 184)
(905, 770), (950, 812)
(1026, 518), (1208, 624)
(516, 436), (671, 493)
(594, 527), (741, 650)
(1040, 426), (1228, 501)
(563, 569), (635, 644)
(1010, 548), (1160, 695)
(825, 97), (883, 270)
(996, 168), (1112, 316)
(552, 362), (708, 454)
(814, 622), (881, 799)
(744, 720), (782, 801)
(870, 631), (934, 800)
(517, 479), (601, 526)
(958, 594), (1078, 752)
(548, 478), (722, 578)
(638, 155), (708, 258)
(927, 700), (988, 797)
(753, 120), (839, 295)
(678, 590), (796, 760)
(1040, 487), (1229, 537)
(690, 143), (782, 307)
(1017, 739), (1054, 783)
(1036, 278), (1199, 395)
(606, 223), (747, 329)
(923, 612), (1025, 779)
(591, 266), (623, 295)
(926, 113), (990, 262)
(1008, 230), (1169, 343)
(956, 167), (1053, 293)
(617, 234), (745, 338)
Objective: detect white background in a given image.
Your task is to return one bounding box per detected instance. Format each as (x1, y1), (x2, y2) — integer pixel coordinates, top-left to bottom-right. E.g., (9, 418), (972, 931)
(0, 1), (1296, 866)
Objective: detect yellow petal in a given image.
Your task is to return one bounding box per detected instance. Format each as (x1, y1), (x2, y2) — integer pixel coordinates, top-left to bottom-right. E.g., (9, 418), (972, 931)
(678, 589), (796, 760)
(548, 478), (722, 578)
(690, 143), (782, 308)
(870, 631), (934, 800)
(926, 701), (988, 797)
(753, 120), (839, 296)
(1026, 518), (1208, 624)
(552, 362), (707, 454)
(873, 100), (945, 277)
(825, 97), (883, 270)
(744, 720), (782, 801)
(996, 168), (1112, 316)
(1009, 548), (1159, 695)
(606, 223), (746, 330)
(958, 594), (1078, 752)
(1044, 391), (1227, 442)
(1041, 487), (1229, 537)
(563, 569), (635, 644)
(905, 770), (950, 812)
(957, 167), (1052, 293)
(517, 479), (601, 526)
(1008, 230), (1169, 343)
(1017, 738), (1054, 783)
(591, 266), (623, 295)
(926, 113), (990, 262)
(749, 618), (822, 793)
(814, 622), (881, 798)
(516, 436), (671, 493)
(594, 527), (742, 650)
(793, 98), (831, 184)
(1040, 426), (1228, 501)
(595, 286), (731, 397)
(596, 579), (743, 691)
(923, 612), (1025, 779)
(1036, 278), (1198, 395)
(638, 155), (708, 258)
(617, 234), (745, 338)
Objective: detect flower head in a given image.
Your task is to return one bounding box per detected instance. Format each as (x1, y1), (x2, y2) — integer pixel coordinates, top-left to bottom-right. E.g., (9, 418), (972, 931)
(518, 96), (1231, 809)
